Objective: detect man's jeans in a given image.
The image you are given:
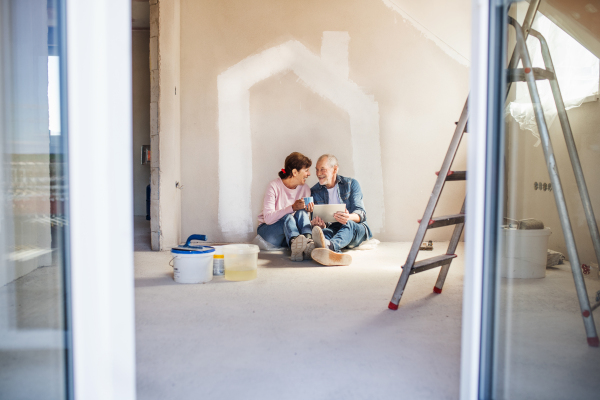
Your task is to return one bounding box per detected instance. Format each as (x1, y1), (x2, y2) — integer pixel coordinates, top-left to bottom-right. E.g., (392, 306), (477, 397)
(257, 211), (312, 248)
(324, 221), (368, 253)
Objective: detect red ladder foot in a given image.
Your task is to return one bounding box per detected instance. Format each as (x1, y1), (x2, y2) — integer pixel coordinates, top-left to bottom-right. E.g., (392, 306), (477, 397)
(587, 337), (599, 347)
(388, 301), (399, 310)
(433, 287), (442, 294)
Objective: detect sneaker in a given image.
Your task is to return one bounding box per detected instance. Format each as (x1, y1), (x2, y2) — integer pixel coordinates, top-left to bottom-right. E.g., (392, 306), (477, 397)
(290, 235), (308, 261)
(303, 239), (315, 260)
(311, 248), (352, 266)
(312, 226), (327, 249)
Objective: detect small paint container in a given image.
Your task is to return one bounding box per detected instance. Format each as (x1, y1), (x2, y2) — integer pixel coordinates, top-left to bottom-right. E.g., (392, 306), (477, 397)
(212, 246), (224, 276)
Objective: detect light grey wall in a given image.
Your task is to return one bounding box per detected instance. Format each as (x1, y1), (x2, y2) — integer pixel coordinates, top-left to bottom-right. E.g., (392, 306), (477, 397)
(132, 30), (151, 216)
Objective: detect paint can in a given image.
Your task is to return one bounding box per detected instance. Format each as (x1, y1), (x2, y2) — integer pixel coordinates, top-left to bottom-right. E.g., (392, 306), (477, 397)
(170, 235), (215, 283)
(212, 246), (224, 276)
(501, 227), (552, 279)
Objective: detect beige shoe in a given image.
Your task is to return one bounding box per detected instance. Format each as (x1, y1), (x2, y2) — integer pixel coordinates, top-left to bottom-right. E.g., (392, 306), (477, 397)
(312, 226), (327, 248)
(303, 239), (315, 260)
(290, 235), (308, 261)
(311, 248), (352, 266)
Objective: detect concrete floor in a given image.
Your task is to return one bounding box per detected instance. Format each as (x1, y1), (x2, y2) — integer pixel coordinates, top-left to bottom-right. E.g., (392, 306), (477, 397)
(134, 217), (464, 400)
(134, 216), (600, 400)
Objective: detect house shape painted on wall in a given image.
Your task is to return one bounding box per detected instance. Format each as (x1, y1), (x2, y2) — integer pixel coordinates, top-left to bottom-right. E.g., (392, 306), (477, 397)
(217, 32), (385, 240)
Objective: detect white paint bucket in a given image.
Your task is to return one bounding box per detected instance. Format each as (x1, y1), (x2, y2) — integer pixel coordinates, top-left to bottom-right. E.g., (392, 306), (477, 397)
(501, 227), (552, 279)
(170, 246), (215, 284)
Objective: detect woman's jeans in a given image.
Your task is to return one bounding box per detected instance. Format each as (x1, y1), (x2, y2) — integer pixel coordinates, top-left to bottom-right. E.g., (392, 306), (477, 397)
(257, 211), (312, 248)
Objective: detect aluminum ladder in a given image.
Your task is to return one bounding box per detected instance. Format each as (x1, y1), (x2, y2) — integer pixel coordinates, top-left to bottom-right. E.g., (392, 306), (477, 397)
(388, 8), (600, 346)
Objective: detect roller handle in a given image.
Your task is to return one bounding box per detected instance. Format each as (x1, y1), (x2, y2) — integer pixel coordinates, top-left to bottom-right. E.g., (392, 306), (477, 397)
(184, 234), (207, 247)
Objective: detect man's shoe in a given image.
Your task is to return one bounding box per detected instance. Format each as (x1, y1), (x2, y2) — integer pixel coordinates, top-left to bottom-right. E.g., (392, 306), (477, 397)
(303, 239), (315, 260)
(290, 235), (308, 261)
(311, 248), (352, 266)
(312, 226), (327, 249)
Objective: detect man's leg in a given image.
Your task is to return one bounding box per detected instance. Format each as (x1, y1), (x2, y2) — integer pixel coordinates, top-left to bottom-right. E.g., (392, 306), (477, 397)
(329, 221), (367, 253)
(310, 223), (353, 266)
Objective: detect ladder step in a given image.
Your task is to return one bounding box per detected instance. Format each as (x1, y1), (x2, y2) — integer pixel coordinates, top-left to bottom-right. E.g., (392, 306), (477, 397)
(507, 67), (555, 82)
(410, 254), (457, 275)
(418, 214), (465, 229)
(435, 170), (466, 181)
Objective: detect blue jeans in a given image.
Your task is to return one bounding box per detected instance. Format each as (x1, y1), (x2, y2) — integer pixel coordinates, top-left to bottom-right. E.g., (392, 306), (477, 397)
(257, 211), (312, 248)
(323, 221), (368, 253)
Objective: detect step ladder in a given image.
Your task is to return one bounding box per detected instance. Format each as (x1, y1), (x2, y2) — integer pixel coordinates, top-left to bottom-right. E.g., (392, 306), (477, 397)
(388, 9), (600, 347)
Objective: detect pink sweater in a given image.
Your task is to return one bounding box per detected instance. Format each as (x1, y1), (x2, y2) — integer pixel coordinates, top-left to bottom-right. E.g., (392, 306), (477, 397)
(258, 178), (311, 225)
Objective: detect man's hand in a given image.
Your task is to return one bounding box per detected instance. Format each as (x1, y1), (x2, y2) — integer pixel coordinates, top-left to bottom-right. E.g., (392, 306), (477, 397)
(292, 199), (306, 212)
(334, 209), (351, 225)
(311, 216), (326, 228)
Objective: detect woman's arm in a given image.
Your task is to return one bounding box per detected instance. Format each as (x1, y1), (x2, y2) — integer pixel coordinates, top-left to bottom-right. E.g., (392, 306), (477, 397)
(261, 184), (293, 225)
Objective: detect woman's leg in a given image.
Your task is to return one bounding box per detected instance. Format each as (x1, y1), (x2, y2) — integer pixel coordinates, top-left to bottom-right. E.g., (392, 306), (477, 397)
(257, 220), (288, 248)
(293, 210), (312, 236)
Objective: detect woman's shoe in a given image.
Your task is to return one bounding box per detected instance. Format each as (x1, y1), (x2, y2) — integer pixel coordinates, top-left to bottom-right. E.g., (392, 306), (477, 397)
(290, 235), (308, 261)
(303, 239), (315, 260)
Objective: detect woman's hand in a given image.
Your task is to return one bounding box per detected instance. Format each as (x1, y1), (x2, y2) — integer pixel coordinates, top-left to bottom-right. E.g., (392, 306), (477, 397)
(292, 199), (306, 212)
(306, 202), (314, 212)
(334, 208), (351, 225)
(311, 216), (326, 228)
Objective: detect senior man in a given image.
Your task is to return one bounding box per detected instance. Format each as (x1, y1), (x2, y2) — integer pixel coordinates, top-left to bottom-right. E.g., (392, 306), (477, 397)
(309, 154), (371, 266)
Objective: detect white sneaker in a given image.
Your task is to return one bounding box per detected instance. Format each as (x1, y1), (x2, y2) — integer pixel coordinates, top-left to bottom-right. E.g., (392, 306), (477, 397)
(303, 239), (315, 260)
(290, 235), (308, 261)
(312, 226), (327, 249)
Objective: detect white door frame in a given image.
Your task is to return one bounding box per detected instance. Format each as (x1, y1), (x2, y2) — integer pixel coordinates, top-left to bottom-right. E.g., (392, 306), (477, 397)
(67, 0), (137, 399)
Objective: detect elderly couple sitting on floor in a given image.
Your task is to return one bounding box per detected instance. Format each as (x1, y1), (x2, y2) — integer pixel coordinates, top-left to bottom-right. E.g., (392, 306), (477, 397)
(257, 152), (371, 266)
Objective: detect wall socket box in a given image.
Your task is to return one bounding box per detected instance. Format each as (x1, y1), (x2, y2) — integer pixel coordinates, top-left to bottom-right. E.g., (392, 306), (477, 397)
(534, 181), (552, 191)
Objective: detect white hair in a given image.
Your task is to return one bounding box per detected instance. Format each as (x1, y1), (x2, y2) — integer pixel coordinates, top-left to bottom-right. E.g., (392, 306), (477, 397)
(318, 154), (338, 168)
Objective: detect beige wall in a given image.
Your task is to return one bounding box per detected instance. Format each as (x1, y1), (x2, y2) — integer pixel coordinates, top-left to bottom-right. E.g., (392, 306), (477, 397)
(132, 30), (151, 216)
(177, 0), (470, 243)
(506, 99), (600, 265)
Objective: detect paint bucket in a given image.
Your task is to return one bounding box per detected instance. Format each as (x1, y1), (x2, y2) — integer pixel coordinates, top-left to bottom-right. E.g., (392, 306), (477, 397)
(222, 244), (260, 281)
(501, 227), (552, 279)
(212, 246), (224, 276)
(170, 235), (215, 283)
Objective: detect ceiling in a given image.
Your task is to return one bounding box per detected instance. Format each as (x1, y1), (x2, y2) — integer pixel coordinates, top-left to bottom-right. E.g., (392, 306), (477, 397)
(539, 0), (600, 58)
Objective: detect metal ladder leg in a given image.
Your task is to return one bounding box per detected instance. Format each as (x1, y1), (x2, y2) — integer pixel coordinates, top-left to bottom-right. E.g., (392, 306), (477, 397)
(529, 29), (600, 272)
(509, 17), (599, 346)
(388, 101), (468, 309)
(434, 198), (466, 293)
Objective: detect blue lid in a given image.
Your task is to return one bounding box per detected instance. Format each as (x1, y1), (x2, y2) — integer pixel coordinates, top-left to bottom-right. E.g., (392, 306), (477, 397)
(171, 245), (215, 255)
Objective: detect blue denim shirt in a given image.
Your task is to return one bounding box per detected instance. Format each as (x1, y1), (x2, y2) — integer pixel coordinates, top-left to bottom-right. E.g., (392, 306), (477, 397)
(311, 175), (372, 239)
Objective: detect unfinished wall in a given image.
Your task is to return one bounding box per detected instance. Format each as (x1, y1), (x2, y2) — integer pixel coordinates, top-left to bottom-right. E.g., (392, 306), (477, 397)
(150, 0), (181, 249)
(506, 99), (600, 265)
(178, 0), (470, 243)
(132, 29), (151, 216)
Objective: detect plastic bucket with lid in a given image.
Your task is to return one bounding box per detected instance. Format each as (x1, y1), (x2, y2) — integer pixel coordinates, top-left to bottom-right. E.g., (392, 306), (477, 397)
(501, 227), (552, 278)
(170, 235), (215, 283)
(222, 244), (260, 281)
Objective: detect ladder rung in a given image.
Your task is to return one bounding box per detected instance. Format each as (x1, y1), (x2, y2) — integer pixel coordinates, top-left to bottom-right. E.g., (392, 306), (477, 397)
(507, 67), (555, 82)
(409, 254), (457, 275)
(418, 214), (465, 229)
(435, 170), (466, 181)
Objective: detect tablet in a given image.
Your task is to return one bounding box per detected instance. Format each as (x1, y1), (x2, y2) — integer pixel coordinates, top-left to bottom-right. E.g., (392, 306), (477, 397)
(312, 204), (346, 223)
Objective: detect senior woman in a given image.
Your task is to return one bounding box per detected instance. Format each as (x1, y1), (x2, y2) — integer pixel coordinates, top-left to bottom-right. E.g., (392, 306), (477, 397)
(257, 152), (315, 261)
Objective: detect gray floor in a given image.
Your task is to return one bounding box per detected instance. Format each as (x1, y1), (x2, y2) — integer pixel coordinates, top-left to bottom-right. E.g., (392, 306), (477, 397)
(134, 217), (464, 400)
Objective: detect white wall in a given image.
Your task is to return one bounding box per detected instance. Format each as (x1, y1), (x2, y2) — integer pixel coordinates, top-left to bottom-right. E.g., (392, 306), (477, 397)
(506, 99), (600, 265)
(175, 0), (470, 244)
